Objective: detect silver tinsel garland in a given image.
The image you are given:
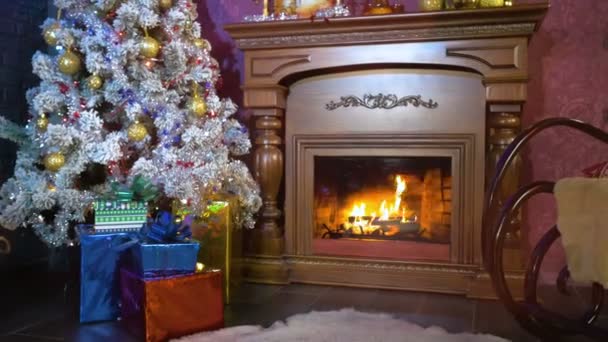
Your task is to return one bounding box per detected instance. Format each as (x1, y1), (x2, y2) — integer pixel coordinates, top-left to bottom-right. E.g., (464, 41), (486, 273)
(0, 0), (262, 246)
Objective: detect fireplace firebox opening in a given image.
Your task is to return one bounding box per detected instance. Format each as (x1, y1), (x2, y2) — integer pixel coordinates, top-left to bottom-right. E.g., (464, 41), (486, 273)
(313, 156), (452, 261)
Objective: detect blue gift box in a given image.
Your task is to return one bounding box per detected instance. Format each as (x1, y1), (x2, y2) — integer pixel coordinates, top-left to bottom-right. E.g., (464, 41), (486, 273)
(79, 224), (139, 323)
(126, 241), (200, 278)
(124, 211), (200, 278)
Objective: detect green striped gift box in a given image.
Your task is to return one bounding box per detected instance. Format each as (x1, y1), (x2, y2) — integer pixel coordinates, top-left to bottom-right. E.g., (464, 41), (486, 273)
(93, 200), (149, 232)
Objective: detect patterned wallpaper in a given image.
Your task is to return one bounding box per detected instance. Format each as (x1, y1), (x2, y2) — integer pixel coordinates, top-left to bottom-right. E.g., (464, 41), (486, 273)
(197, 0), (608, 278)
(522, 0), (608, 277)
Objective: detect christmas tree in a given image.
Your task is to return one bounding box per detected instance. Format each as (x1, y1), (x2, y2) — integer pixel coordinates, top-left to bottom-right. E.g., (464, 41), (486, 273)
(0, 0), (261, 247)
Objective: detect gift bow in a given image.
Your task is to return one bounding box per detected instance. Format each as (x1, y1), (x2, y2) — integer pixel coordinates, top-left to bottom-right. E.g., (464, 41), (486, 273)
(110, 175), (158, 202)
(141, 211), (192, 243)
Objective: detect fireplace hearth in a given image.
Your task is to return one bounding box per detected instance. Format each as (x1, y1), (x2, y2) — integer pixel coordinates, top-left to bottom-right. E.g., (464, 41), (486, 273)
(225, 3), (548, 297)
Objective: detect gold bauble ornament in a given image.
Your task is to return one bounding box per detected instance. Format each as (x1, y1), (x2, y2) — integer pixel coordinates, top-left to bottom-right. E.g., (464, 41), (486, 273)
(36, 115), (49, 131)
(43, 152), (65, 172)
(140, 36), (160, 58)
(87, 74), (104, 90)
(159, 0), (173, 10)
(43, 24), (60, 46)
(189, 97), (207, 117)
(127, 122), (148, 141)
(193, 38), (207, 49)
(58, 50), (81, 75)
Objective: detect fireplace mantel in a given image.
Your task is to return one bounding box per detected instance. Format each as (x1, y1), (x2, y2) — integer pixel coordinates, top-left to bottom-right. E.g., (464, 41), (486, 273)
(225, 3), (548, 298)
(226, 4), (546, 47)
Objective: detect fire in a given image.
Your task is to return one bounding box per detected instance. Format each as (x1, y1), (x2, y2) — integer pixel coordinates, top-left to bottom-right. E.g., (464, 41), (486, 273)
(350, 203), (366, 217)
(393, 175), (407, 212)
(346, 175), (416, 234)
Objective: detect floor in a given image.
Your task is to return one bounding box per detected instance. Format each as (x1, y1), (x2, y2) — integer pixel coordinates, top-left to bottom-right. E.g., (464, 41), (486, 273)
(1, 267), (606, 341)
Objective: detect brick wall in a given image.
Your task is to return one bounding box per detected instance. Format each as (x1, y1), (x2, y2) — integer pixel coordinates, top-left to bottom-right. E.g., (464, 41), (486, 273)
(0, 1), (49, 269)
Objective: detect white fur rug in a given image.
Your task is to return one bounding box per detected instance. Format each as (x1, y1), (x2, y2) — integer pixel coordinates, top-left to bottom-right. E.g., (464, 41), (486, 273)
(173, 309), (509, 342)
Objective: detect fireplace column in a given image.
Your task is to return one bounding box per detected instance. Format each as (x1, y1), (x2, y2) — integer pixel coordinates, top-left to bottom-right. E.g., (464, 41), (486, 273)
(245, 85), (289, 282)
(253, 112), (284, 245)
(486, 108), (524, 267)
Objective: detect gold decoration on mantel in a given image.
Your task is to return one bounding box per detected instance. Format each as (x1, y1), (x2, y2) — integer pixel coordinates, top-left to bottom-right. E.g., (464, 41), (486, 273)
(419, 0), (443, 11)
(366, 0), (394, 15)
(479, 0), (504, 7)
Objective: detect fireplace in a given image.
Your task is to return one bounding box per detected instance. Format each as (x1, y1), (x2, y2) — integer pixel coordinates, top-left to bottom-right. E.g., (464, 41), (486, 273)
(225, 4), (548, 297)
(313, 156), (452, 261)
(285, 68), (481, 269)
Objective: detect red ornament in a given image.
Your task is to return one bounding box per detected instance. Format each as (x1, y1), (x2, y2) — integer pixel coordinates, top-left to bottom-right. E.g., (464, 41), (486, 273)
(173, 25), (180, 32)
(73, 80), (80, 87)
(73, 111), (80, 119)
(58, 82), (69, 94)
(176, 160), (195, 168)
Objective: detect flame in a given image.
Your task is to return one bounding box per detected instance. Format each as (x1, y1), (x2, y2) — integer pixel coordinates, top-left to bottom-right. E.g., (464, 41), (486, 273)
(379, 200), (389, 221)
(350, 203), (366, 217)
(393, 175), (407, 213)
(347, 176), (412, 232)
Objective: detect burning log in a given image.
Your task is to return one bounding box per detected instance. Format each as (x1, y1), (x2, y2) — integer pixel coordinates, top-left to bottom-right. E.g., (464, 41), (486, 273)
(346, 216), (420, 235)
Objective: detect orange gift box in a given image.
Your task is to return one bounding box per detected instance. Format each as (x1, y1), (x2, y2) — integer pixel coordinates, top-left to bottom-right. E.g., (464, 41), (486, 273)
(120, 268), (224, 342)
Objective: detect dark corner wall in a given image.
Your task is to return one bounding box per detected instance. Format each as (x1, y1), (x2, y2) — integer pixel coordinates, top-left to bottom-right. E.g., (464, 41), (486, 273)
(0, 1), (50, 270)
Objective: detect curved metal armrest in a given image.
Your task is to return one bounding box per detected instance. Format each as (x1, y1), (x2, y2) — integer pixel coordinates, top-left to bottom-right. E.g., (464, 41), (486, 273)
(482, 117), (608, 341)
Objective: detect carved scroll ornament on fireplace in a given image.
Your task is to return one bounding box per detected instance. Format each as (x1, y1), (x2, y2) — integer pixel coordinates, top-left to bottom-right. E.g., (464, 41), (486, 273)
(325, 93), (439, 111)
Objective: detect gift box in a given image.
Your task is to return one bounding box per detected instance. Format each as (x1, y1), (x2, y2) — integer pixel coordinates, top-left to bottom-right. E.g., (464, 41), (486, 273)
(92, 176), (157, 231)
(127, 241), (200, 278)
(174, 195), (243, 304)
(127, 212), (200, 278)
(79, 224), (139, 323)
(120, 268), (224, 342)
(93, 200), (148, 231)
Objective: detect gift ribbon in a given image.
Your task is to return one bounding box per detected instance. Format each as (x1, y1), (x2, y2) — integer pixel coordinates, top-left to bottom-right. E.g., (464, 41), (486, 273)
(109, 175), (158, 202)
(141, 211), (192, 244)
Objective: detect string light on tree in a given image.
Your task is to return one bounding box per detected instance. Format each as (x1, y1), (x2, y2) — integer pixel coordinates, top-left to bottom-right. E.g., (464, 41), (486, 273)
(36, 115), (49, 132)
(43, 152), (65, 172)
(144, 59), (156, 70)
